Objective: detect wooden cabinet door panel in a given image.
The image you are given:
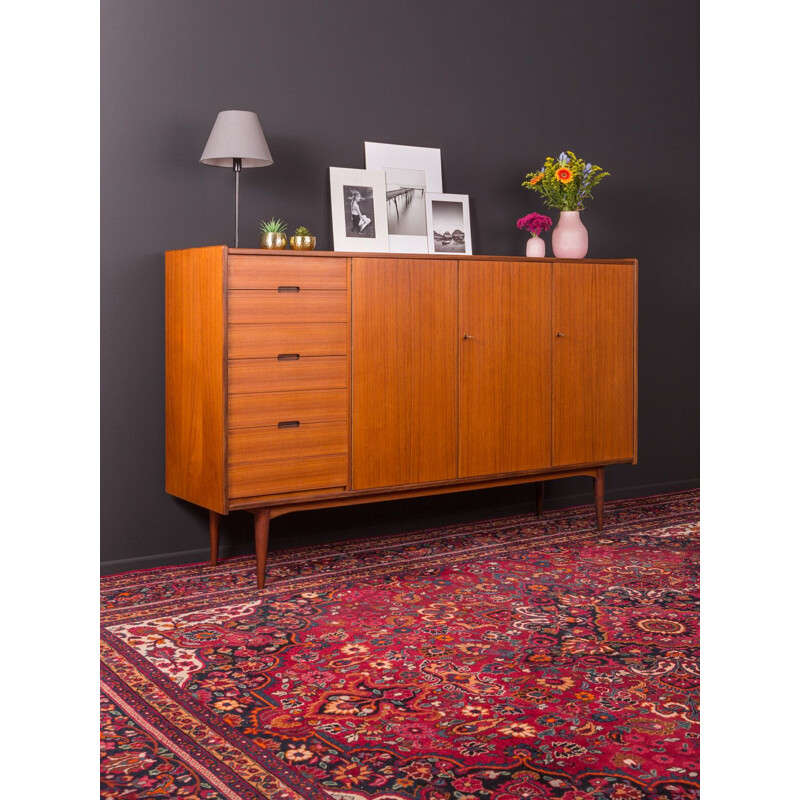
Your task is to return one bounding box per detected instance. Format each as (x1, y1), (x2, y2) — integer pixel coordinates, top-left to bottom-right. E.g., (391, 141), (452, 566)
(352, 258), (458, 490)
(553, 262), (636, 466)
(459, 260), (552, 477)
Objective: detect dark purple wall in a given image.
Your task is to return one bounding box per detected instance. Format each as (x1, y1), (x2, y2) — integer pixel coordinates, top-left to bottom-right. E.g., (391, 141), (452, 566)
(101, 0), (698, 571)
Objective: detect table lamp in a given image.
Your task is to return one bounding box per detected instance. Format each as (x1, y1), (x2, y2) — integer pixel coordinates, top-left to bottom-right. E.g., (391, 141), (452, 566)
(200, 110), (273, 247)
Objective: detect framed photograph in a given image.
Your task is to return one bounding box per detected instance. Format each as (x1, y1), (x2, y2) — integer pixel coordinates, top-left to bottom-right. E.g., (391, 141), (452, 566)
(425, 193), (472, 255)
(329, 167), (390, 253)
(364, 142), (443, 253)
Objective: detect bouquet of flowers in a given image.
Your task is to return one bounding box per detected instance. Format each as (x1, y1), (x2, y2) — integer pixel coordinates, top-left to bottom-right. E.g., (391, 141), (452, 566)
(522, 151), (609, 211)
(516, 212), (553, 238)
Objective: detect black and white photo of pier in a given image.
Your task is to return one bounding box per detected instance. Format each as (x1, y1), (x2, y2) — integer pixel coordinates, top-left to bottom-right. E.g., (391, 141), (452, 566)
(430, 200), (466, 253)
(384, 168), (427, 237)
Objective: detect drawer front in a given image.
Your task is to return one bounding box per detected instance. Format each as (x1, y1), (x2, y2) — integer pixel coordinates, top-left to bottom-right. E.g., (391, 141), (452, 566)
(228, 357), (347, 394)
(228, 454), (348, 498)
(228, 323), (346, 359)
(228, 389), (347, 429)
(228, 255), (346, 290)
(228, 421), (347, 466)
(229, 289), (347, 324)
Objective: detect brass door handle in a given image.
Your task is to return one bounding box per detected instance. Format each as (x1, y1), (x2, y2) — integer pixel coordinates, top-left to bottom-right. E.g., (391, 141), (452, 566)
(463, 334), (473, 340)
(556, 332), (566, 337)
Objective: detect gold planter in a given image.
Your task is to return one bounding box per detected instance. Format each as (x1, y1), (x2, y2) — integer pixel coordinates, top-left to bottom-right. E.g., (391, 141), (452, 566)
(260, 232), (287, 250)
(289, 235), (317, 251)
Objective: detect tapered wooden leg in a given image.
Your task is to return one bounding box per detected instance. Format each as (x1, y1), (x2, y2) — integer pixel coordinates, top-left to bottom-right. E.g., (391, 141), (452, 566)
(254, 508), (271, 589)
(594, 467), (605, 531)
(535, 482), (545, 516)
(209, 511), (220, 566)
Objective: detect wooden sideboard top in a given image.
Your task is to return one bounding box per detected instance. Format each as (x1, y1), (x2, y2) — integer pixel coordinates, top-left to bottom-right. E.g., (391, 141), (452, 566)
(166, 245), (636, 266)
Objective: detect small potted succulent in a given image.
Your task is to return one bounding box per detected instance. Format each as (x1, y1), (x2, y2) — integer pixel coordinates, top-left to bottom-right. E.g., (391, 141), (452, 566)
(259, 217), (288, 249)
(289, 226), (317, 251)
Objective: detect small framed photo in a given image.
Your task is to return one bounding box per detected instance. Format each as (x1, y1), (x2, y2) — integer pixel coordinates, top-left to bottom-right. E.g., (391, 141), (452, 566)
(364, 142), (444, 254)
(329, 167), (390, 252)
(425, 193), (472, 255)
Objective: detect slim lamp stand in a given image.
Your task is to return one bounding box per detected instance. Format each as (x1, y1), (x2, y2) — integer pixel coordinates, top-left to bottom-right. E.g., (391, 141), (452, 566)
(233, 157), (242, 248)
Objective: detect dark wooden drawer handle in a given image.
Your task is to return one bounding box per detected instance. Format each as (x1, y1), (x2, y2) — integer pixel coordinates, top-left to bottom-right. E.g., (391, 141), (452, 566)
(277, 421), (301, 429)
(277, 353), (300, 361)
(277, 286), (301, 293)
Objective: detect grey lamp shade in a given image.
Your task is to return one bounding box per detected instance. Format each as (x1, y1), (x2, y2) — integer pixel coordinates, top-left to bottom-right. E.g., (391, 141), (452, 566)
(200, 110), (273, 168)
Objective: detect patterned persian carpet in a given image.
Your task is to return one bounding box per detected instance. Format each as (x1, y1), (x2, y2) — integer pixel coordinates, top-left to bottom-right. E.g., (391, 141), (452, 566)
(101, 490), (699, 799)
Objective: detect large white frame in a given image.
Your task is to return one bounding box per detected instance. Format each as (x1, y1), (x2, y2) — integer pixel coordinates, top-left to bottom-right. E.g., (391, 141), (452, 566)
(364, 142), (443, 254)
(329, 167), (390, 253)
(425, 193), (473, 256)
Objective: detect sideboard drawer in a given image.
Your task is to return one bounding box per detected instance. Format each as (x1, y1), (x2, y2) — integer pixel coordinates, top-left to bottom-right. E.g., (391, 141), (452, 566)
(228, 255), (346, 290)
(229, 290), (347, 324)
(228, 323), (346, 359)
(228, 421), (348, 466)
(228, 389), (348, 429)
(228, 356), (347, 394)
(228, 454), (348, 498)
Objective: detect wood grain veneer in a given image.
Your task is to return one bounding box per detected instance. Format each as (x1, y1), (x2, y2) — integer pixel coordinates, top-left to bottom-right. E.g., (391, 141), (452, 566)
(553, 261), (636, 466)
(165, 248), (637, 589)
(228, 421), (348, 465)
(227, 357), (347, 394)
(165, 246), (227, 513)
(228, 323), (346, 359)
(228, 255), (346, 289)
(459, 260), (552, 477)
(352, 258), (459, 490)
(229, 454), (348, 498)
(228, 290), (346, 324)
(228, 389), (347, 429)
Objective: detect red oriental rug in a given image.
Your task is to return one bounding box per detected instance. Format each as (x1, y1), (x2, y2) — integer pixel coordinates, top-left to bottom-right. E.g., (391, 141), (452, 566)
(101, 490), (699, 799)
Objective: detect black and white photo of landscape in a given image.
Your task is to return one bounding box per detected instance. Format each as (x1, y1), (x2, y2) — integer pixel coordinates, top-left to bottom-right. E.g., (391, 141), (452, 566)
(431, 200), (466, 253)
(384, 168), (427, 237)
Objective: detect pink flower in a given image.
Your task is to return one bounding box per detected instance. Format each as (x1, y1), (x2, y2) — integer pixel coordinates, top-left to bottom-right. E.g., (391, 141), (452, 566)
(517, 213), (553, 237)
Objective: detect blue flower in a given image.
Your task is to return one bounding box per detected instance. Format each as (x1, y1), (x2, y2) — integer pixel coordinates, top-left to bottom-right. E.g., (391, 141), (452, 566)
(584, 163), (593, 173)
(558, 152), (569, 164)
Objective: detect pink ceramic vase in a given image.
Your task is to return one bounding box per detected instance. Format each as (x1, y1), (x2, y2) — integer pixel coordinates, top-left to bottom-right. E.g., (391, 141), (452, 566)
(525, 236), (546, 258)
(552, 210), (588, 258)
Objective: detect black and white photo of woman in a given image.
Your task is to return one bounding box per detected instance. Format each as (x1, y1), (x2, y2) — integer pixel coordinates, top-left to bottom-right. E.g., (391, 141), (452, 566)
(344, 186), (374, 238)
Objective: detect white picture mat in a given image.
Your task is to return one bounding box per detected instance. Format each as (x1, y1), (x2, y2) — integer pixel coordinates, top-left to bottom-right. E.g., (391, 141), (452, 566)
(365, 142), (443, 254)
(329, 167), (390, 253)
(425, 193), (473, 256)
(364, 142), (443, 192)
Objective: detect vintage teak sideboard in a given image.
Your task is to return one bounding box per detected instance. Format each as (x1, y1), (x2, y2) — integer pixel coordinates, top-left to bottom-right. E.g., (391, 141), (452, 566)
(165, 247), (638, 587)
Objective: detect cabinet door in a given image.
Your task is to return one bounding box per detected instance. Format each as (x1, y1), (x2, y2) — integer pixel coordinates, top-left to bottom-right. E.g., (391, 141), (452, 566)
(459, 260), (552, 477)
(553, 262), (636, 466)
(352, 258), (458, 490)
